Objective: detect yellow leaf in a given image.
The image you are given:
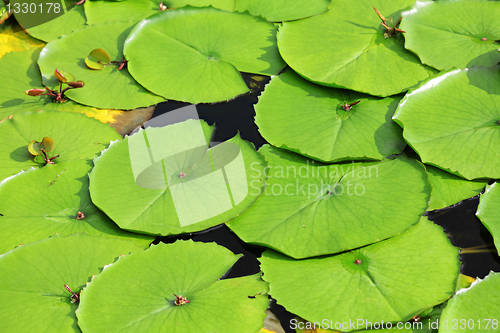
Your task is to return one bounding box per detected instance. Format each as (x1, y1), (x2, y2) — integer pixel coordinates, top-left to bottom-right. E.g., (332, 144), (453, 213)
(0, 23), (45, 59)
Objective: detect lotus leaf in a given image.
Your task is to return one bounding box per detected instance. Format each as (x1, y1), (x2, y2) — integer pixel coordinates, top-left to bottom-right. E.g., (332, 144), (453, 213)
(124, 7), (285, 103)
(89, 118), (266, 235)
(227, 146), (431, 258)
(25, 4), (86, 42)
(439, 271), (500, 332)
(255, 69), (406, 162)
(85, 0), (235, 25)
(77, 240), (269, 333)
(277, 0), (432, 97)
(393, 67), (500, 180)
(235, 0), (330, 22)
(0, 233), (145, 333)
(260, 217), (460, 330)
(0, 110), (121, 181)
(476, 183), (500, 255)
(401, 0), (500, 70)
(426, 165), (486, 211)
(0, 159), (154, 254)
(37, 20), (165, 109)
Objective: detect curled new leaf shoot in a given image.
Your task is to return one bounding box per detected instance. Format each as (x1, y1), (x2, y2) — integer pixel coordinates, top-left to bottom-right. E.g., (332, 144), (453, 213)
(28, 137), (54, 156)
(373, 7), (405, 38)
(85, 48), (111, 70)
(54, 68), (75, 83)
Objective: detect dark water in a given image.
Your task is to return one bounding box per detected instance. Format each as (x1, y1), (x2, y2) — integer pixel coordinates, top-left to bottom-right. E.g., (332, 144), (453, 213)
(150, 74), (500, 333)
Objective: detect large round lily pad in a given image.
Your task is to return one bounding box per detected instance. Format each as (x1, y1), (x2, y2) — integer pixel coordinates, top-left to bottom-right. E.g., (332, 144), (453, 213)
(0, 110), (121, 182)
(277, 0), (432, 97)
(401, 0), (500, 70)
(0, 159), (154, 254)
(77, 240), (269, 333)
(89, 119), (266, 235)
(260, 217), (460, 329)
(439, 271), (500, 332)
(0, 233), (145, 333)
(393, 67), (500, 180)
(255, 69), (406, 162)
(426, 165), (486, 211)
(25, 5), (86, 42)
(37, 20), (165, 109)
(85, 0), (236, 25)
(235, 0), (330, 22)
(227, 146), (431, 258)
(124, 7), (285, 103)
(476, 182), (500, 256)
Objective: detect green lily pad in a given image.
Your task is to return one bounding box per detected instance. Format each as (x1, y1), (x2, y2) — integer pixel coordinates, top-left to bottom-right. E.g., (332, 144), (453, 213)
(439, 271), (500, 332)
(235, 0), (330, 22)
(255, 69), (406, 162)
(85, 0), (236, 25)
(260, 217), (460, 328)
(426, 165), (486, 211)
(84, 48), (111, 70)
(400, 0), (500, 70)
(393, 66), (500, 180)
(89, 119), (266, 235)
(0, 47), (47, 119)
(25, 4), (87, 42)
(37, 20), (165, 109)
(0, 159), (153, 254)
(0, 110), (121, 182)
(77, 240), (269, 333)
(124, 7), (285, 103)
(0, 233), (145, 333)
(476, 183), (500, 256)
(227, 146), (431, 258)
(277, 0), (432, 97)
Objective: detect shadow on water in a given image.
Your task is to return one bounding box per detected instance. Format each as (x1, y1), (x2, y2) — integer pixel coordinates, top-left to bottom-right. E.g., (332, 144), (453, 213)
(427, 196), (500, 279)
